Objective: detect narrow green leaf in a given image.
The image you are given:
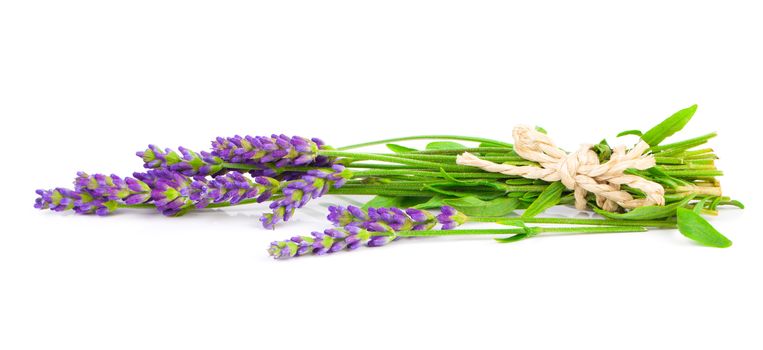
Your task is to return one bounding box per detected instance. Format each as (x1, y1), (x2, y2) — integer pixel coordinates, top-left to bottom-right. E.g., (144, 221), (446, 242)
(505, 178), (536, 185)
(593, 195), (695, 220)
(495, 219), (526, 227)
(426, 141), (467, 150)
(442, 196), (520, 217)
(362, 196), (405, 210)
(676, 207), (732, 248)
(692, 197), (710, 214)
(641, 104), (698, 146)
(521, 181), (566, 218)
(495, 234), (530, 243)
(438, 168), (509, 191)
(422, 184), (473, 198)
(708, 196), (724, 211)
(534, 126), (548, 134)
(386, 144), (417, 153)
(617, 129), (643, 137)
(413, 195), (447, 209)
(479, 141), (507, 148)
(494, 226), (540, 243)
(721, 199), (745, 209)
(403, 197), (432, 208)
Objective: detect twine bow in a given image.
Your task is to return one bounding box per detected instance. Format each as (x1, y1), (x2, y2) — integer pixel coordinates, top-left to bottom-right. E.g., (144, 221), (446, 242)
(456, 126), (665, 212)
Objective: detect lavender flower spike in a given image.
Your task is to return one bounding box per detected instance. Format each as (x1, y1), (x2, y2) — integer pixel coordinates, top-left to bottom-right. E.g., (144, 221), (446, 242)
(200, 172), (278, 208)
(34, 188), (80, 212)
(211, 134), (324, 168)
(135, 170), (278, 216)
(269, 205), (467, 259)
(138, 145), (224, 176)
(268, 226), (390, 259)
(327, 205), (439, 231)
(260, 165), (352, 229)
(35, 172), (154, 216)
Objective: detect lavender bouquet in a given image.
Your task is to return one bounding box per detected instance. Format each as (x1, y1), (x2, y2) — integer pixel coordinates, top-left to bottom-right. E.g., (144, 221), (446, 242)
(35, 105), (743, 258)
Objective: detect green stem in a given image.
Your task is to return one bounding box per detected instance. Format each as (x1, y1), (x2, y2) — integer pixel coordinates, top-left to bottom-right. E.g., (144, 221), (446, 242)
(327, 188), (435, 197)
(393, 226), (647, 237)
(222, 163), (319, 173)
(351, 169), (511, 179)
(337, 135), (513, 150)
(409, 147), (514, 154)
(650, 132), (717, 153)
(661, 170), (723, 177)
(375, 153), (533, 164)
(117, 203), (155, 209)
(319, 150), (475, 171)
(468, 216), (676, 228)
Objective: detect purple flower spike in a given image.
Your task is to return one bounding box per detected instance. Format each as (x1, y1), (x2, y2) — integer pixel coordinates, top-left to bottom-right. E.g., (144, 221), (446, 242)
(138, 145), (224, 176)
(326, 205), (439, 232)
(36, 167), (278, 218)
(211, 134), (324, 168)
(268, 226), (396, 259)
(34, 188), (79, 212)
(259, 166), (351, 229)
(36, 172), (158, 216)
(269, 205), (468, 259)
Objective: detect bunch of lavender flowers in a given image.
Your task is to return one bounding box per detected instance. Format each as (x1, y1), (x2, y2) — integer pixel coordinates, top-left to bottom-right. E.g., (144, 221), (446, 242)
(260, 165), (352, 229)
(268, 205), (464, 259)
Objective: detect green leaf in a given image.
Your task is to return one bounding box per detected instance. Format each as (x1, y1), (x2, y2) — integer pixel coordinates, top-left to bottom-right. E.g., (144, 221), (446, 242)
(692, 197), (710, 214)
(494, 234), (531, 243)
(721, 199), (745, 209)
(592, 139), (611, 163)
(495, 219), (526, 227)
(386, 144), (417, 153)
(422, 184), (473, 198)
(362, 196), (405, 209)
(617, 129), (643, 137)
(398, 197), (431, 208)
(534, 126), (548, 134)
(505, 178), (536, 185)
(521, 181), (566, 218)
(479, 141), (506, 148)
(413, 195), (447, 209)
(442, 196), (520, 217)
(438, 168), (509, 191)
(426, 141), (467, 150)
(676, 207), (732, 248)
(593, 195), (695, 220)
(641, 104), (698, 146)
(494, 226), (540, 243)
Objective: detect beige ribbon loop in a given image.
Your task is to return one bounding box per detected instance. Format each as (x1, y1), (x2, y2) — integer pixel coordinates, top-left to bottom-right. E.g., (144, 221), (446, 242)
(456, 126), (665, 212)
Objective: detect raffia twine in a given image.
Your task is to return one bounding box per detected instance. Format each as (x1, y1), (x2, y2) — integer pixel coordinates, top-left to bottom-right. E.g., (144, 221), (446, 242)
(455, 126), (665, 212)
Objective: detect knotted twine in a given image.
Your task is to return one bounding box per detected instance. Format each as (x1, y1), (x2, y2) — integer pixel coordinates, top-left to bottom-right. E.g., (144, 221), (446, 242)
(455, 126), (665, 212)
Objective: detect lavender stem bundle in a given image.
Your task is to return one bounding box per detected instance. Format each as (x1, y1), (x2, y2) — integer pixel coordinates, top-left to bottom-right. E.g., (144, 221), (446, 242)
(34, 105), (744, 256)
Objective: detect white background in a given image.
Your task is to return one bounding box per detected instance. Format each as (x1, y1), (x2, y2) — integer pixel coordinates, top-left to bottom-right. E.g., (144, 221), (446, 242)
(1, 1), (761, 349)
